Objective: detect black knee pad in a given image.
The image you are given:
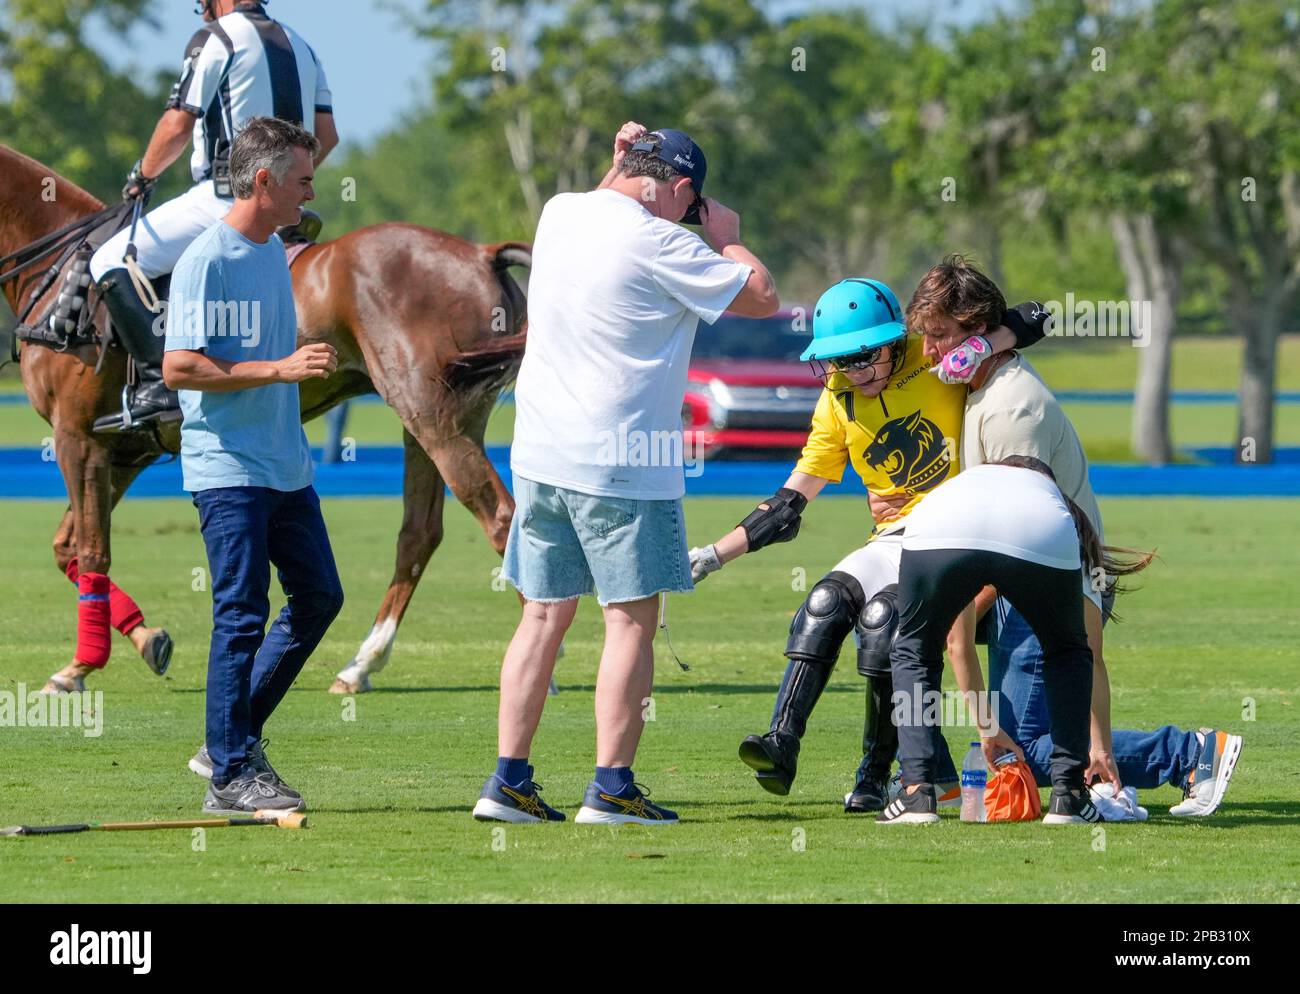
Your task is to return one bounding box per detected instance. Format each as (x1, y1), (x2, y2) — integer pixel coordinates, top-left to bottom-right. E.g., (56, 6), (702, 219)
(786, 571), (865, 664)
(855, 584), (899, 677)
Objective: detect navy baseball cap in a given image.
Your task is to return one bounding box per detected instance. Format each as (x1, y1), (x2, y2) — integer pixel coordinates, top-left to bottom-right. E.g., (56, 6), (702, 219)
(630, 128), (707, 223)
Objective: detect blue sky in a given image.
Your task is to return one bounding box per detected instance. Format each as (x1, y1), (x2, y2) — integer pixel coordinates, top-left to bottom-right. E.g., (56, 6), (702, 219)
(95, 0), (1004, 147)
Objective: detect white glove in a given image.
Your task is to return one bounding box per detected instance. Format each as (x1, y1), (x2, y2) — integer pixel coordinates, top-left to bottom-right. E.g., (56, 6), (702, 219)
(929, 334), (993, 385)
(688, 544), (723, 584)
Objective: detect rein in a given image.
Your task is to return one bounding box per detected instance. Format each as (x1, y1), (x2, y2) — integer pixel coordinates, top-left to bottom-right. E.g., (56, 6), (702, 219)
(0, 203), (128, 285)
(1, 203), (133, 365)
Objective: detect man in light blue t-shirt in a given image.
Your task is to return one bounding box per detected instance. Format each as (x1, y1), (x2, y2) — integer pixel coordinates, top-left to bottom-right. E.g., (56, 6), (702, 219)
(163, 117), (343, 815)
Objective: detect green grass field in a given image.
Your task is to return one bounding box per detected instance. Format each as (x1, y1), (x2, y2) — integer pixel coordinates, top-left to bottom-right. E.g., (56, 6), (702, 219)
(1, 495), (1296, 903)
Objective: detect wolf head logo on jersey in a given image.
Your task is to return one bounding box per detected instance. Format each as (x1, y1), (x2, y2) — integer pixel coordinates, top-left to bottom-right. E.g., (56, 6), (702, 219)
(862, 410), (952, 494)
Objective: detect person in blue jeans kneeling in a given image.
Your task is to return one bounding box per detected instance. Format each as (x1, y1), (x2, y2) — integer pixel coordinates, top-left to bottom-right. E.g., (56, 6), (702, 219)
(986, 596), (1242, 817)
(163, 117), (344, 814)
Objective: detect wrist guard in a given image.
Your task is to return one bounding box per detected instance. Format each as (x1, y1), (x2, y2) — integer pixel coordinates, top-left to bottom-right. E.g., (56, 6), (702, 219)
(738, 487), (808, 550)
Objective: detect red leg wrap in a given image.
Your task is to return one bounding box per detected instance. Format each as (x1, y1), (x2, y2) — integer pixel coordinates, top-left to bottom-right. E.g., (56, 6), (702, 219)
(76, 572), (112, 668)
(65, 558), (145, 635)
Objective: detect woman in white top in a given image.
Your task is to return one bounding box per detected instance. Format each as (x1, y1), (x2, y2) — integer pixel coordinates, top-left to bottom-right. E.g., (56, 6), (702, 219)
(877, 456), (1150, 825)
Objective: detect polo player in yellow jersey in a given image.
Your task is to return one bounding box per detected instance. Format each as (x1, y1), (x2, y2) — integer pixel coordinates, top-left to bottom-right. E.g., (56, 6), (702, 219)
(689, 277), (1047, 811)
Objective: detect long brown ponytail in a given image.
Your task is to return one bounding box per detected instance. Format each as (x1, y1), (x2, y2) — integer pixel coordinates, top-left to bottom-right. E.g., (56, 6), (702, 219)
(991, 456), (1155, 605)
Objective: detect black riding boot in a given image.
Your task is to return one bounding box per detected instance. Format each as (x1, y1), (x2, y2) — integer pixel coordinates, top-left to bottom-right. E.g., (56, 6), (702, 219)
(845, 673), (898, 812)
(739, 571), (864, 797)
(739, 658), (834, 796)
(92, 268), (179, 433)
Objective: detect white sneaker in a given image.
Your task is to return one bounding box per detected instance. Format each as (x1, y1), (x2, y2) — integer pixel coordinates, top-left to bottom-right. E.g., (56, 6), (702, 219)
(1170, 729), (1243, 817)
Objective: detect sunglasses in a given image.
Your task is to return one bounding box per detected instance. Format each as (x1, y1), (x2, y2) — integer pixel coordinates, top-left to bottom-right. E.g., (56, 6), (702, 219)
(682, 187), (705, 225)
(829, 346), (888, 371)
(809, 337), (908, 385)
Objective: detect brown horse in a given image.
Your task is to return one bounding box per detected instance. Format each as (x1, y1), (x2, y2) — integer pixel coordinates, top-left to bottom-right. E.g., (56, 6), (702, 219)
(1, 144), (526, 694)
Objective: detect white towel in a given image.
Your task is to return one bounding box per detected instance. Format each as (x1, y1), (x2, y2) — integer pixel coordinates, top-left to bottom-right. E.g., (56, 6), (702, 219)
(1089, 783), (1149, 821)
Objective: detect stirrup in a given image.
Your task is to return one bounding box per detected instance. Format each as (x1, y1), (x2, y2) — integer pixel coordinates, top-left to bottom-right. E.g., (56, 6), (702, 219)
(91, 385), (135, 434)
(91, 384), (179, 434)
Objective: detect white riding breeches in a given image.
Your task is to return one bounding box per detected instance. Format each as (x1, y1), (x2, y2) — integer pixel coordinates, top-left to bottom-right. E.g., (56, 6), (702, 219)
(827, 529), (905, 603)
(90, 182), (234, 282)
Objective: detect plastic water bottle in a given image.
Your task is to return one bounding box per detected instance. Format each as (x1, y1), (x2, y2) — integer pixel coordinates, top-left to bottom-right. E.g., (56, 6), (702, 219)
(960, 742), (987, 822)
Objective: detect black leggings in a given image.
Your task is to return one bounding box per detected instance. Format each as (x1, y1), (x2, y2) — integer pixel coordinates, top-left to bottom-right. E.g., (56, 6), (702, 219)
(891, 547), (1093, 792)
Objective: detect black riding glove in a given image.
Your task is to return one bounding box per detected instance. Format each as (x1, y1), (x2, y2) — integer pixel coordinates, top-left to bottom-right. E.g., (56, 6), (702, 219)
(122, 160), (157, 204)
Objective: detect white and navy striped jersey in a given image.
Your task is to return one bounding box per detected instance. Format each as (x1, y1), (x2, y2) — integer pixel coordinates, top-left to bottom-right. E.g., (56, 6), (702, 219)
(166, 1), (332, 184)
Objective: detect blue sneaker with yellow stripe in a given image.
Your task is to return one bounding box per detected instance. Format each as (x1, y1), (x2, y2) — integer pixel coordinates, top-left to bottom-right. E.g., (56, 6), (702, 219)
(574, 781), (678, 826)
(472, 773), (566, 823)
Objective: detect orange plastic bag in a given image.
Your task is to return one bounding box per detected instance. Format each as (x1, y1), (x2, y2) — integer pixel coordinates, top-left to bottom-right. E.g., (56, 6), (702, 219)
(983, 758), (1042, 822)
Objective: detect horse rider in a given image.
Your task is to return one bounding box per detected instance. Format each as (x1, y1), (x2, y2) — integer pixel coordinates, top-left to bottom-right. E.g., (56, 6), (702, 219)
(89, 0), (338, 431)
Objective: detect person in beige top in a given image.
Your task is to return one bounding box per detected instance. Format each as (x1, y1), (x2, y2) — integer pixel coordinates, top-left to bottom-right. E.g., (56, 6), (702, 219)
(897, 255), (1242, 818)
(962, 351), (1104, 544)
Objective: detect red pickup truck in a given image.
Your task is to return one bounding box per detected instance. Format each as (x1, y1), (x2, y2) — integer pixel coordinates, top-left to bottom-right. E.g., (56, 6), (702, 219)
(682, 309), (822, 459)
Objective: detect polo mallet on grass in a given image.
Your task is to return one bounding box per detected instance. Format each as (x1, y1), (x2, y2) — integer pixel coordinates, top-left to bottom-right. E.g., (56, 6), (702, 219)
(1, 810), (306, 836)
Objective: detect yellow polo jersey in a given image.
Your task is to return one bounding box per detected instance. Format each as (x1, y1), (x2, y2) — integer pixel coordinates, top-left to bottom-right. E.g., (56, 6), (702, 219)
(794, 335), (966, 523)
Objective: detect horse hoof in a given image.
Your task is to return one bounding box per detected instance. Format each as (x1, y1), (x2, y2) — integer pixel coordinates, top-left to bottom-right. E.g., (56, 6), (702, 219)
(141, 629), (173, 677)
(40, 674), (86, 695)
(328, 675), (372, 695)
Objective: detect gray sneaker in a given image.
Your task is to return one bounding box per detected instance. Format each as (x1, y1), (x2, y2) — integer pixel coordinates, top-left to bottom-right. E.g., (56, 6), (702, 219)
(189, 740), (297, 796)
(248, 739), (288, 784)
(188, 744), (213, 779)
(203, 769), (306, 814)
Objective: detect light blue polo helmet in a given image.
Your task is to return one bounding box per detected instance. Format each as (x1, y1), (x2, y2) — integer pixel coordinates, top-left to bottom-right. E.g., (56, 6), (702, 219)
(801, 278), (908, 381)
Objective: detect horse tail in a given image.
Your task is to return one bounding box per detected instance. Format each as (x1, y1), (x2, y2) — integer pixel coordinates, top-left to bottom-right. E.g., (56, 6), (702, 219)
(487, 241), (532, 273)
(444, 332), (525, 411)
(441, 239), (528, 410)
(483, 241), (530, 339)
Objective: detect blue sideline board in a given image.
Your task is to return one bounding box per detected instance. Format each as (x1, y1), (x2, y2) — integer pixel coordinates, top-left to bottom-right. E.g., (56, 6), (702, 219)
(1, 445), (1298, 498)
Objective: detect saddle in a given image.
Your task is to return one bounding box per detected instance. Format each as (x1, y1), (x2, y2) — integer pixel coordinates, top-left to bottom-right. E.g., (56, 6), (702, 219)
(279, 208), (322, 246)
(279, 208), (323, 268)
(7, 205), (132, 355)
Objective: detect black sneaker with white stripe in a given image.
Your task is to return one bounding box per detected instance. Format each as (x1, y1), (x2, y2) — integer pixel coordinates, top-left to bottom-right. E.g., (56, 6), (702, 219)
(875, 782), (940, 825)
(1043, 785), (1105, 824)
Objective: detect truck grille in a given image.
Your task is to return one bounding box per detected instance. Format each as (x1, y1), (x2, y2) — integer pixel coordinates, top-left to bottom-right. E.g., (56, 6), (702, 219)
(709, 384), (819, 430)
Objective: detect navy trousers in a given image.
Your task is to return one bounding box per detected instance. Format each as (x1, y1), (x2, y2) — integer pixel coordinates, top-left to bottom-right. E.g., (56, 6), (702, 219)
(194, 485), (344, 785)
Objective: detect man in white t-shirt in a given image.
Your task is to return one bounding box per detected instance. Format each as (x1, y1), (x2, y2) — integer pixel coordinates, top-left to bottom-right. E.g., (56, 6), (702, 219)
(905, 256), (1242, 817)
(472, 122), (779, 826)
